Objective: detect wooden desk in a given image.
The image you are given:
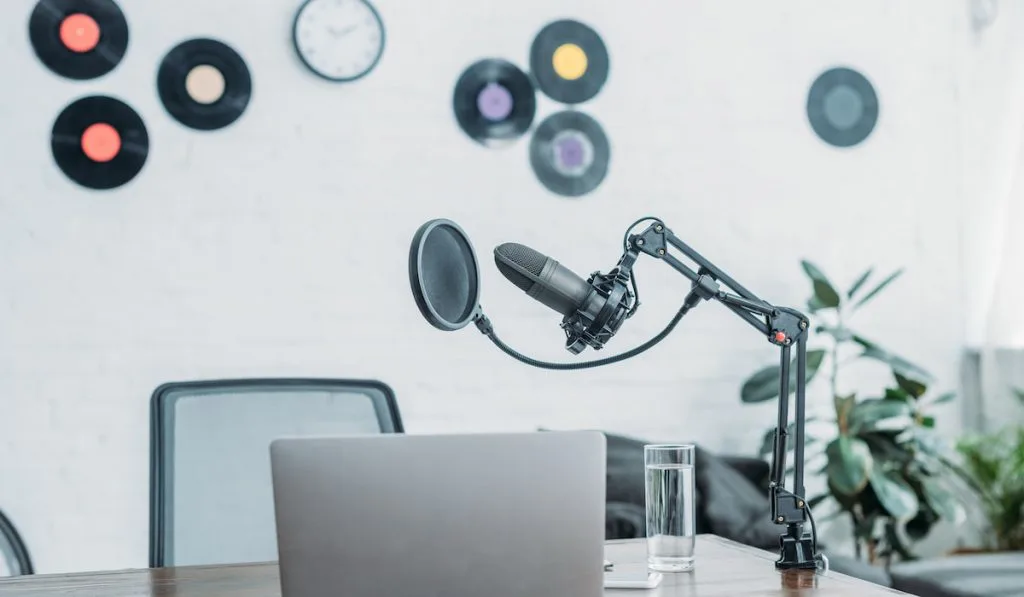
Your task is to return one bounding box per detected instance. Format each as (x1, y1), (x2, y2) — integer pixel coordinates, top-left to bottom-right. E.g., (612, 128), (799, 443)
(0, 535), (911, 596)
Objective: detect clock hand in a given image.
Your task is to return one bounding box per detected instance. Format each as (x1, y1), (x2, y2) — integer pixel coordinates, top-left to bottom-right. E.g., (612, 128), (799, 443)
(328, 24), (359, 37)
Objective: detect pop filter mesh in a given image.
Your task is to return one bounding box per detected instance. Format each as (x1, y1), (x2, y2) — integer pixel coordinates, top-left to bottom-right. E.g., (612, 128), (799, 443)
(419, 224), (478, 325)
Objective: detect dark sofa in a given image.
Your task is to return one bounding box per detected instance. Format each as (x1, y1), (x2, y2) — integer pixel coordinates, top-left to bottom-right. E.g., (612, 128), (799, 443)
(601, 431), (1024, 597)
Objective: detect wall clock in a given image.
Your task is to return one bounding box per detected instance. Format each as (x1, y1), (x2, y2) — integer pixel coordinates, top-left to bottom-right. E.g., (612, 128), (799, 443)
(292, 0), (385, 82)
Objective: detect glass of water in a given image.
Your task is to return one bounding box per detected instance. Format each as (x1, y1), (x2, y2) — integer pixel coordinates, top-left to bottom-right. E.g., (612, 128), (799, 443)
(645, 444), (696, 572)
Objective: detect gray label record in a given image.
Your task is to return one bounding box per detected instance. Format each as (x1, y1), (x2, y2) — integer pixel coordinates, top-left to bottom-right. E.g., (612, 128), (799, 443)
(807, 67), (878, 148)
(529, 110), (609, 197)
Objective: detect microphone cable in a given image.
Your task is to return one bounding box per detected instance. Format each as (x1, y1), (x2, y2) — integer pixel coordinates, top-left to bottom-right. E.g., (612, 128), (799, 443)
(474, 294), (698, 371)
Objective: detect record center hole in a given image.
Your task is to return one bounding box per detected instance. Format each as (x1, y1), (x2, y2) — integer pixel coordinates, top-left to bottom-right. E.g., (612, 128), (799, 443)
(81, 123), (121, 162)
(185, 64), (226, 104)
(552, 44), (587, 81)
(59, 13), (101, 53)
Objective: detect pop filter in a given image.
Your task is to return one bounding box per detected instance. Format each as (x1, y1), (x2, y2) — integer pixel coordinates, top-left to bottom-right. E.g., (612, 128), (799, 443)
(409, 219), (482, 331)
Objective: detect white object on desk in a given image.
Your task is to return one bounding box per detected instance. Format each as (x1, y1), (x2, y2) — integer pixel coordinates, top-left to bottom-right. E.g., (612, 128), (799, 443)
(604, 570), (663, 589)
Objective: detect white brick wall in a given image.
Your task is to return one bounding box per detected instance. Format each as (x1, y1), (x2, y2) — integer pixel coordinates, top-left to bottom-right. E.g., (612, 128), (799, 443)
(0, 0), (1019, 574)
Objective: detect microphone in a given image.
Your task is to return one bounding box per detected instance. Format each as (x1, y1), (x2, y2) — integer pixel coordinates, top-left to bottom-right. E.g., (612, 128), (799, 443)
(493, 242), (636, 354)
(493, 243), (592, 316)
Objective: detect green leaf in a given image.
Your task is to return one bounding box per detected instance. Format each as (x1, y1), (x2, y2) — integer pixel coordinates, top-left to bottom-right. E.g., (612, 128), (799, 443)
(1013, 387), (1024, 404)
(884, 387), (913, 402)
(757, 420), (819, 456)
(861, 433), (914, 465)
(853, 268), (904, 310)
(741, 365), (783, 403)
(805, 348), (827, 379)
(956, 439), (1002, 488)
(913, 428), (957, 462)
(855, 337), (933, 386)
(925, 392), (955, 406)
(894, 372), (927, 398)
(807, 296), (826, 314)
(813, 281), (841, 309)
(801, 260), (841, 308)
(849, 398), (914, 434)
(826, 437), (873, 496)
(919, 415), (936, 429)
(847, 267), (874, 299)
(920, 478), (962, 522)
(836, 393), (857, 434)
(740, 349), (826, 403)
(869, 468), (920, 520)
(817, 324), (853, 342)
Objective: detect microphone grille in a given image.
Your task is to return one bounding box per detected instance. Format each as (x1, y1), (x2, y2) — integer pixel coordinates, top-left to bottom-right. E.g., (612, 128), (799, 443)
(494, 242), (547, 292)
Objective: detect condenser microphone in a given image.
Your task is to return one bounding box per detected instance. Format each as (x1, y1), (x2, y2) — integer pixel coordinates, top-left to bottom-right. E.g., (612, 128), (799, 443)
(493, 243), (593, 316)
(493, 242), (636, 354)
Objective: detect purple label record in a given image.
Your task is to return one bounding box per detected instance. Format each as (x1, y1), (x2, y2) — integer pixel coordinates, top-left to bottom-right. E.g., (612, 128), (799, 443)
(477, 83), (514, 122)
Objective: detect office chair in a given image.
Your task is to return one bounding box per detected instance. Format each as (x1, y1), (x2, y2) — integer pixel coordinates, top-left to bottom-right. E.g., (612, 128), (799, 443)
(0, 508), (33, 576)
(148, 378), (403, 568)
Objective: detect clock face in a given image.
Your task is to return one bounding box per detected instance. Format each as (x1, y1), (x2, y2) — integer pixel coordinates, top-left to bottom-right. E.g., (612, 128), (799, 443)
(293, 0), (385, 82)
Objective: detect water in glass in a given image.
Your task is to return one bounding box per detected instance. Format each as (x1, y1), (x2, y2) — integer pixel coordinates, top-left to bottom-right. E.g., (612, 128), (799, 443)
(645, 461), (695, 572)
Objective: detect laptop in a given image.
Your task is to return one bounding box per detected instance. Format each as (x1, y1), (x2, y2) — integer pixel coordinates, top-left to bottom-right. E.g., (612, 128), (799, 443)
(269, 431), (607, 597)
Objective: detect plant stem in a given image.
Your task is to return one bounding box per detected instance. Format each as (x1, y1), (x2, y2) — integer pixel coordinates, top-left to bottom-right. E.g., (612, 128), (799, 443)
(831, 310), (843, 402)
(852, 513), (862, 560)
(830, 310), (844, 434)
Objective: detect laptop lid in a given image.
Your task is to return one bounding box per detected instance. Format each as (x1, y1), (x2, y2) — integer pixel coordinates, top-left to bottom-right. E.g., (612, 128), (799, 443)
(270, 431), (606, 597)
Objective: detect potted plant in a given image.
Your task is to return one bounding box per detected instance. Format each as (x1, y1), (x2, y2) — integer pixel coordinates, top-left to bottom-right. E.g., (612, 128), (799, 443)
(955, 392), (1024, 552)
(739, 262), (971, 564)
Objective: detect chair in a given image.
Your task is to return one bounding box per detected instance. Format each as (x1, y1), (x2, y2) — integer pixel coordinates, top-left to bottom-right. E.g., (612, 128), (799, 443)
(148, 378), (403, 568)
(0, 509), (33, 576)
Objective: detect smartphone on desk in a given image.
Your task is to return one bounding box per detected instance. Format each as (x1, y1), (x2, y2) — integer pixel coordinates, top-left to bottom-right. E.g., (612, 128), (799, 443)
(603, 570), (663, 589)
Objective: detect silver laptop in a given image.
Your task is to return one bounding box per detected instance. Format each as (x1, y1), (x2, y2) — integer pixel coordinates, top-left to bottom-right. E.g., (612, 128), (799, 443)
(269, 431), (606, 597)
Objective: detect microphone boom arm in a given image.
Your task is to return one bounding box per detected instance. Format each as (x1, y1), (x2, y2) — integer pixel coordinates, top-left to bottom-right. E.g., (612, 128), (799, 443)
(629, 221), (819, 571)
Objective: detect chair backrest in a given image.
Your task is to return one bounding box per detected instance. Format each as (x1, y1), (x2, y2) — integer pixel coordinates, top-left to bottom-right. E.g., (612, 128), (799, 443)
(0, 509), (33, 576)
(148, 378), (402, 568)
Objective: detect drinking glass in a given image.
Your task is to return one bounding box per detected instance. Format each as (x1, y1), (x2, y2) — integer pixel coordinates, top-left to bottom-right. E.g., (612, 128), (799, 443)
(644, 444), (696, 572)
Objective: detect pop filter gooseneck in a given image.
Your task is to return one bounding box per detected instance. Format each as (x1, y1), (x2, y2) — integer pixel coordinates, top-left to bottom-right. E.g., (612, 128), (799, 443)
(408, 218), (694, 370)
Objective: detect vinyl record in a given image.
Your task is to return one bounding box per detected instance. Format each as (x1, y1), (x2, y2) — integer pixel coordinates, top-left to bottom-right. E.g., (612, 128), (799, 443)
(529, 110), (609, 198)
(157, 38), (252, 131)
(529, 19), (609, 105)
(453, 59), (536, 146)
(50, 95), (148, 190)
(807, 67), (878, 148)
(28, 0), (129, 80)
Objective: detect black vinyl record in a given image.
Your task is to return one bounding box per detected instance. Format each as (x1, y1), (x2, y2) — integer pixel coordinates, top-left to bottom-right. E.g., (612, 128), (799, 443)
(28, 0), (129, 80)
(50, 95), (148, 190)
(157, 38), (252, 131)
(529, 110), (610, 198)
(529, 19), (609, 105)
(807, 67), (878, 148)
(453, 58), (536, 146)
